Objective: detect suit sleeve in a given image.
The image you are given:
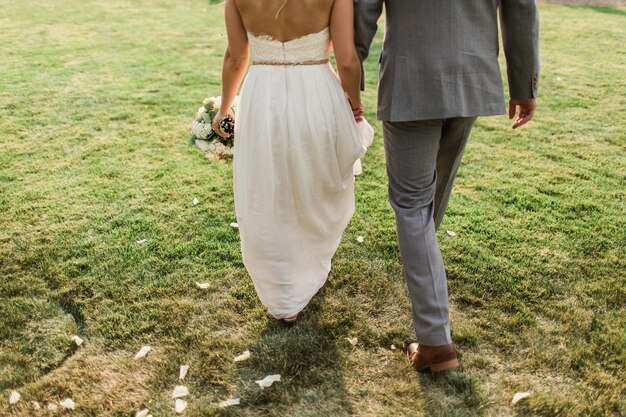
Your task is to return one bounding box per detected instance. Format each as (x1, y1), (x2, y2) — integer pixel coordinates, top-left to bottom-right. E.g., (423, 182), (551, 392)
(354, 0), (384, 91)
(500, 0), (540, 100)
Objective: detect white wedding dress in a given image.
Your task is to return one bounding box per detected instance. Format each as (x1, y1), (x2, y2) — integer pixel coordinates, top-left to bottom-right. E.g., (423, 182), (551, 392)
(233, 27), (373, 319)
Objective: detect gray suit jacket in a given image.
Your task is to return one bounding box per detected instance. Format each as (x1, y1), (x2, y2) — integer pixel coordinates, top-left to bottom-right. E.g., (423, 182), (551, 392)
(354, 0), (540, 122)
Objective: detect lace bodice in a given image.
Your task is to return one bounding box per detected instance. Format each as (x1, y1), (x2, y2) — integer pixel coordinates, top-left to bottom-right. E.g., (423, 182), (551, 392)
(247, 27), (330, 64)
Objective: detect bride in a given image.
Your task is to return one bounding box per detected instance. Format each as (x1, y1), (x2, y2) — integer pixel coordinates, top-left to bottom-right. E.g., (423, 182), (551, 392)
(212, 0), (369, 323)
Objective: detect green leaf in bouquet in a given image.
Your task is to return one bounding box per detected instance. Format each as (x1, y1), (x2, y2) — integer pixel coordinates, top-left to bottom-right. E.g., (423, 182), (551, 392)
(201, 112), (213, 124)
(206, 130), (217, 142)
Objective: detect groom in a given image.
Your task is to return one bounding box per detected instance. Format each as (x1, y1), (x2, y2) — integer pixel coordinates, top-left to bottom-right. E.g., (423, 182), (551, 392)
(354, 0), (539, 372)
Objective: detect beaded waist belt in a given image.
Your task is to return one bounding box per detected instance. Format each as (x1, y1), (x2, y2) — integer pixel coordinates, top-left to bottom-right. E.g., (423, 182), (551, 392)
(252, 59), (329, 66)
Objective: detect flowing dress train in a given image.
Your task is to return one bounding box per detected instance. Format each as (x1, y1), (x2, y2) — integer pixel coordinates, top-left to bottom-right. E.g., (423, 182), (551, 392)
(233, 27), (372, 318)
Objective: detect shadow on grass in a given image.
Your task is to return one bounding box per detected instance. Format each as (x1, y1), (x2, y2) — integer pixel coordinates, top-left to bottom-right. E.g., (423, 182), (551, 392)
(229, 306), (353, 415)
(418, 366), (486, 416)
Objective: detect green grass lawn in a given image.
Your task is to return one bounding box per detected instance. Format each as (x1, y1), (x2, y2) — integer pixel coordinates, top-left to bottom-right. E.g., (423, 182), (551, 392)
(1, 1), (624, 416)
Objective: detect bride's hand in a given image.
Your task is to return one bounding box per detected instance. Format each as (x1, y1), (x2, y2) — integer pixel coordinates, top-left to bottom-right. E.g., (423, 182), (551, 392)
(212, 109), (235, 138)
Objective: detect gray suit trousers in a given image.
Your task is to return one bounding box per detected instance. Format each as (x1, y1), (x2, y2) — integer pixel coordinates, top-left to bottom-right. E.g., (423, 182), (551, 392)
(383, 117), (476, 346)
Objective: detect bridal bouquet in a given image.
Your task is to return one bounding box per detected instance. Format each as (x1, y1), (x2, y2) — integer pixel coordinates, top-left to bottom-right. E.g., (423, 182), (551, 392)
(191, 96), (238, 160)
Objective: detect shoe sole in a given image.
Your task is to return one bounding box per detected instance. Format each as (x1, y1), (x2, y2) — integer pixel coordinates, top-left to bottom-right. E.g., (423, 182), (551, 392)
(418, 358), (459, 373)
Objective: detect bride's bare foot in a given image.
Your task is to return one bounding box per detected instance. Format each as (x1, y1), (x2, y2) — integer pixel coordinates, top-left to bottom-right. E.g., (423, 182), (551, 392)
(279, 312), (300, 326)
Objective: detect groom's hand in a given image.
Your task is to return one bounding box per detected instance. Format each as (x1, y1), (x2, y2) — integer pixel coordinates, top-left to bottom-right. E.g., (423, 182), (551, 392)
(352, 105), (365, 123)
(509, 99), (537, 129)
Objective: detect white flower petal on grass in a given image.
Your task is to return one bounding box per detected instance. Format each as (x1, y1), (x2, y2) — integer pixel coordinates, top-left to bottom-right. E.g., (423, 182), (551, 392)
(175, 399), (188, 413)
(356, 236), (365, 243)
(9, 390), (20, 404)
(59, 398), (76, 410)
(134, 345), (151, 360)
(193, 197), (199, 206)
(347, 337), (358, 346)
(179, 365), (189, 380)
(511, 392), (531, 405)
(230, 222), (239, 229)
(71, 335), (84, 346)
(136, 239), (148, 244)
(234, 350), (250, 362)
(32, 401), (41, 410)
(219, 398), (240, 407)
(390, 344), (397, 351)
(172, 385), (189, 398)
(136, 409), (150, 417)
(255, 374), (281, 389)
(195, 282), (210, 290)
(47, 403), (58, 411)
(446, 230), (456, 237)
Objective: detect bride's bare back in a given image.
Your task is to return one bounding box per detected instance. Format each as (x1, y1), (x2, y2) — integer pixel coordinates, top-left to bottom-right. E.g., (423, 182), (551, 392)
(215, 0), (362, 131)
(235, 0), (335, 41)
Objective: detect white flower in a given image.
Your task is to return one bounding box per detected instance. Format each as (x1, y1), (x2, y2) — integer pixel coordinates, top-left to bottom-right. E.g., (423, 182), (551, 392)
(203, 97), (217, 107)
(191, 121), (202, 139)
(206, 141), (233, 159)
(356, 236), (364, 243)
(210, 142), (226, 153)
(192, 121), (213, 140)
(193, 197), (199, 206)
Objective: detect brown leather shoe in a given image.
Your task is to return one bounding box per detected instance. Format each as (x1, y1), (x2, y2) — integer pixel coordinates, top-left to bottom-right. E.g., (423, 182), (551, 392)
(407, 342), (459, 373)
